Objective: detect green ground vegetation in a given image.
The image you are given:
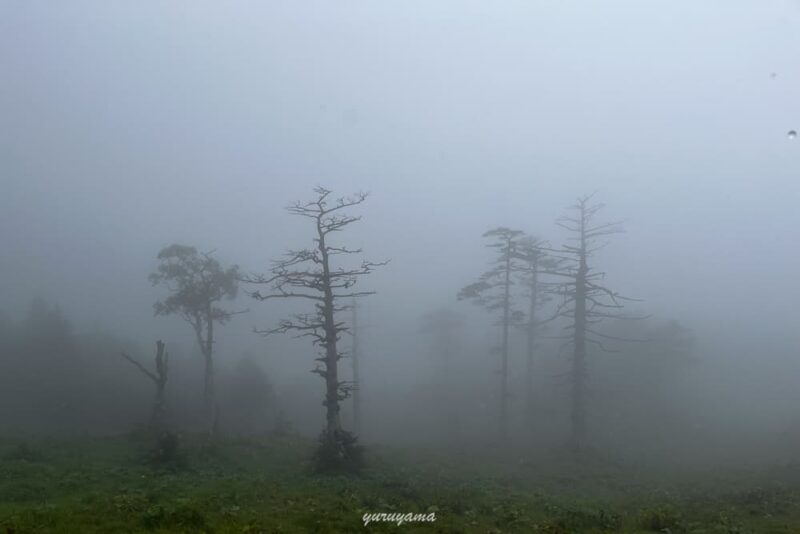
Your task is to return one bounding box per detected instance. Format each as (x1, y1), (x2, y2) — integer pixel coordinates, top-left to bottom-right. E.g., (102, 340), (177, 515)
(1, 434), (799, 533)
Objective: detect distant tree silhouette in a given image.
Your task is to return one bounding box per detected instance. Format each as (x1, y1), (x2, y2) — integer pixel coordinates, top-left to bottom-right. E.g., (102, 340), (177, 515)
(221, 355), (276, 435)
(20, 298), (83, 430)
(515, 236), (559, 430)
(149, 244), (239, 435)
(418, 307), (465, 440)
(242, 187), (386, 472)
(547, 194), (644, 452)
(458, 227), (525, 441)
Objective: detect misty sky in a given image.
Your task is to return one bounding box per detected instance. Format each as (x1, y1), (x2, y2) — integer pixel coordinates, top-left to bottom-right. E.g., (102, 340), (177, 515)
(2, 1), (800, 376)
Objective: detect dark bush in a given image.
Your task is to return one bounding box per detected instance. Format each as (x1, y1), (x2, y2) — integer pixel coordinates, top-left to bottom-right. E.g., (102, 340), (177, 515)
(313, 429), (364, 474)
(148, 431), (185, 470)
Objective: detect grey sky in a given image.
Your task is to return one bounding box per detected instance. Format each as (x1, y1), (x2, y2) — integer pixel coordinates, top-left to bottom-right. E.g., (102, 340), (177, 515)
(2, 0), (799, 379)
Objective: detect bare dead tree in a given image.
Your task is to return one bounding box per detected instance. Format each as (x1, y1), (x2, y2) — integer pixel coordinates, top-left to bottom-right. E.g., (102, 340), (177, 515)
(546, 194), (645, 452)
(242, 187), (386, 471)
(350, 298), (362, 436)
(120, 340), (169, 432)
(458, 227), (525, 442)
(149, 245), (240, 436)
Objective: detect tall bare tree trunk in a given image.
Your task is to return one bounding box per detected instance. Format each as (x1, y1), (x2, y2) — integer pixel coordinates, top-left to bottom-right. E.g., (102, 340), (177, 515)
(152, 340), (168, 431)
(204, 307), (215, 435)
(553, 195), (638, 455)
(458, 228), (523, 445)
(526, 255), (539, 429)
(571, 229), (588, 451)
(318, 231), (342, 444)
(500, 247), (511, 441)
(243, 188), (384, 471)
(121, 340), (170, 435)
(351, 300), (362, 435)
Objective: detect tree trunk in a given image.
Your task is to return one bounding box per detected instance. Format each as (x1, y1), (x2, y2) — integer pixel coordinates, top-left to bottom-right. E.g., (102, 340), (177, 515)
(571, 235), (588, 451)
(500, 244), (511, 441)
(526, 254), (538, 430)
(151, 340), (167, 432)
(319, 233), (342, 444)
(204, 308), (215, 435)
(351, 300), (362, 435)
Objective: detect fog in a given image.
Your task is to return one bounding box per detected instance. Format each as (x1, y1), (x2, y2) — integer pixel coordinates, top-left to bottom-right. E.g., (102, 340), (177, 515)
(2, 0), (800, 479)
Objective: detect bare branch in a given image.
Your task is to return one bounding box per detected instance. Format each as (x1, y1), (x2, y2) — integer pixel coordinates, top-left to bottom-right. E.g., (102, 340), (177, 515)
(119, 352), (158, 383)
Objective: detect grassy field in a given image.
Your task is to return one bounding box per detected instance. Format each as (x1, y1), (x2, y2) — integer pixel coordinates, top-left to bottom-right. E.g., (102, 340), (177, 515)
(0, 433), (799, 533)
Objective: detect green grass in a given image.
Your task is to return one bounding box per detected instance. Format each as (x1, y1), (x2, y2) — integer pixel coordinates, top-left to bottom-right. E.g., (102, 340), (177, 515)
(0, 434), (799, 533)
